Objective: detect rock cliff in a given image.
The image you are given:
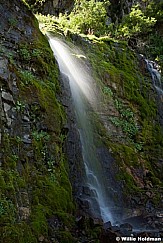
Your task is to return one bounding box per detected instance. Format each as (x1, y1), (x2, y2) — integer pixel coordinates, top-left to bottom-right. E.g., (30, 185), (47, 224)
(25, 0), (74, 15)
(0, 1), (76, 242)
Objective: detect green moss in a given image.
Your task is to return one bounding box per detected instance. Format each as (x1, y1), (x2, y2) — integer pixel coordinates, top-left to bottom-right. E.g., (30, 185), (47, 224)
(56, 231), (76, 243)
(0, 196), (17, 224)
(33, 80), (65, 133)
(116, 169), (139, 193)
(31, 205), (48, 237)
(55, 212), (75, 228)
(1, 223), (37, 243)
(116, 144), (138, 166)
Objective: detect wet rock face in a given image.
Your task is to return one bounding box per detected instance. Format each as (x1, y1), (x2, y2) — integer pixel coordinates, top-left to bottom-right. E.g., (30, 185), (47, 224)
(59, 73), (89, 216)
(97, 146), (123, 204)
(60, 74), (84, 180)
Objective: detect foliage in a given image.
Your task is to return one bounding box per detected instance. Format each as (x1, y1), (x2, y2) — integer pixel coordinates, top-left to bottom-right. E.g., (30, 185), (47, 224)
(19, 44), (43, 62)
(110, 99), (139, 138)
(0, 196), (17, 224)
(19, 45), (31, 61)
(144, 33), (163, 69)
(20, 70), (35, 85)
(103, 86), (113, 96)
(32, 130), (50, 141)
(116, 4), (156, 38)
(145, 0), (163, 21)
(58, 0), (110, 35)
(110, 116), (139, 137)
(15, 100), (26, 112)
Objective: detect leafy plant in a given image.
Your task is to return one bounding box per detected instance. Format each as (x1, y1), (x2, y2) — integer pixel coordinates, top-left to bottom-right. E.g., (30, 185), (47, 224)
(134, 142), (143, 151)
(110, 99), (139, 137)
(19, 45), (31, 61)
(0, 197), (16, 223)
(32, 48), (42, 58)
(58, 0), (110, 35)
(15, 136), (23, 143)
(103, 86), (113, 96)
(7, 52), (15, 64)
(114, 99), (134, 118)
(110, 116), (138, 136)
(15, 101), (26, 112)
(20, 70), (35, 85)
(145, 0), (163, 21)
(32, 131), (50, 142)
(117, 4), (156, 39)
(10, 154), (19, 161)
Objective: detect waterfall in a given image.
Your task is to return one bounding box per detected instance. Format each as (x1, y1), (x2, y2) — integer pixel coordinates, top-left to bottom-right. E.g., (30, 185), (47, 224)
(48, 35), (113, 223)
(145, 59), (163, 96)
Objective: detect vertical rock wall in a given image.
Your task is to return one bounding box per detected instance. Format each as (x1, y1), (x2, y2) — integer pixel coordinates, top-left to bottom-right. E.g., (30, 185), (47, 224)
(0, 1), (76, 242)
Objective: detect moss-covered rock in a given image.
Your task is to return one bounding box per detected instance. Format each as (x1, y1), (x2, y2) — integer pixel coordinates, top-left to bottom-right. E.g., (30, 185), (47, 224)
(0, 1), (76, 242)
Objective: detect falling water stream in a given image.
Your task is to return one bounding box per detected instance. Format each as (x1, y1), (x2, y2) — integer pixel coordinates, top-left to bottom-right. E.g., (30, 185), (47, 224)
(145, 59), (163, 96)
(145, 58), (163, 125)
(48, 35), (113, 223)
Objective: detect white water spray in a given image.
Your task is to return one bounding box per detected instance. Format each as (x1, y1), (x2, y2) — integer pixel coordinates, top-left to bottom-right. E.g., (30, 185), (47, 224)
(48, 35), (113, 223)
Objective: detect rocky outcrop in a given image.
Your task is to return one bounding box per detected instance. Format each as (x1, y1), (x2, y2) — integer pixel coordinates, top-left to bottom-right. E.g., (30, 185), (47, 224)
(26, 0), (74, 15)
(42, 0), (74, 15)
(0, 1), (76, 242)
(108, 0), (150, 22)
